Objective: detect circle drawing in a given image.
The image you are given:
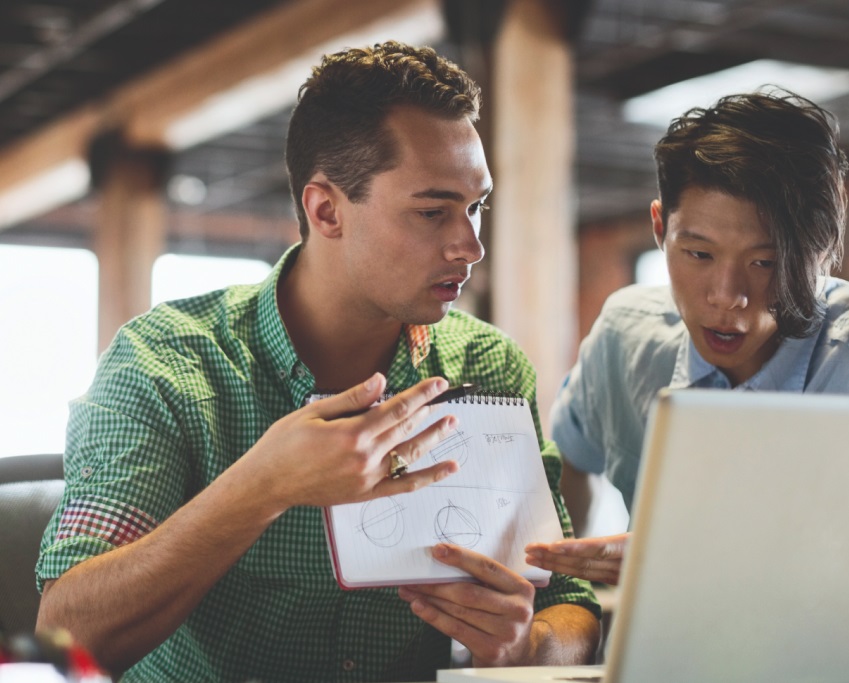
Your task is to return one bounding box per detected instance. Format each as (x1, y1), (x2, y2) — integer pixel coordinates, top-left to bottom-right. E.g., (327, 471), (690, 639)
(434, 500), (482, 548)
(359, 497), (405, 547)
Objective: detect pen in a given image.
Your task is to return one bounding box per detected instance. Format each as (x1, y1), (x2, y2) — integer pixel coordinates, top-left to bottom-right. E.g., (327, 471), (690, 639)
(427, 383), (479, 406)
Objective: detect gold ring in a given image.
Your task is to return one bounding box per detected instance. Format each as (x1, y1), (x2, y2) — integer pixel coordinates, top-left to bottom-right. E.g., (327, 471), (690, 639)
(389, 450), (409, 479)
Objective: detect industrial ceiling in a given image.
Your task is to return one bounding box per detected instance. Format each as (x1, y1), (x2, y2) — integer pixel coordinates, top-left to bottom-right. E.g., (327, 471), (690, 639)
(1, 0), (848, 248)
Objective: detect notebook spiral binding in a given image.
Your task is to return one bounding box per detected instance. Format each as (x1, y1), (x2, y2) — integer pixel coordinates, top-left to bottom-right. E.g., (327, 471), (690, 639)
(446, 391), (526, 406)
(308, 389), (526, 406)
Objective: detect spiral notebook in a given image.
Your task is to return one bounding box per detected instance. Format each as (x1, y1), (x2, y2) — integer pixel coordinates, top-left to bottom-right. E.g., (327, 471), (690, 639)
(311, 391), (564, 590)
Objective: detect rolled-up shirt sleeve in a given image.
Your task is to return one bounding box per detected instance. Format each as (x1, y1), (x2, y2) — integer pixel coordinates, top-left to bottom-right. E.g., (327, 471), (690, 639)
(37, 322), (190, 590)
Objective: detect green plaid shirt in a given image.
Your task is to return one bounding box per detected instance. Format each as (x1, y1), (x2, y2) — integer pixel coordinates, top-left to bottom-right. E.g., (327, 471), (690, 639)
(38, 245), (599, 682)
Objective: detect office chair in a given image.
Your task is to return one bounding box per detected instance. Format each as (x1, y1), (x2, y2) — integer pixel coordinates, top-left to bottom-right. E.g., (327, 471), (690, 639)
(0, 454), (64, 637)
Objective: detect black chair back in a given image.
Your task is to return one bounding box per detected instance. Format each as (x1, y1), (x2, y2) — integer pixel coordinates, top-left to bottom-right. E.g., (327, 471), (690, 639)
(0, 454), (64, 637)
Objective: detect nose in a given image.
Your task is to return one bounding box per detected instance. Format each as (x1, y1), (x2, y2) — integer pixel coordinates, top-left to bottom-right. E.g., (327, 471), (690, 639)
(706, 265), (748, 310)
(444, 216), (485, 265)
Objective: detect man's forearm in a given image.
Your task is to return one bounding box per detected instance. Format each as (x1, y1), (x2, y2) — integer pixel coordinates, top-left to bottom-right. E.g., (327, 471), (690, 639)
(527, 604), (600, 665)
(37, 456), (282, 675)
(36, 375), (459, 675)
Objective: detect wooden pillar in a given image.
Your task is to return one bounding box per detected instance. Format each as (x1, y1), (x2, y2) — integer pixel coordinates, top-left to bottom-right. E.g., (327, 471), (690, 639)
(91, 133), (169, 352)
(491, 0), (577, 433)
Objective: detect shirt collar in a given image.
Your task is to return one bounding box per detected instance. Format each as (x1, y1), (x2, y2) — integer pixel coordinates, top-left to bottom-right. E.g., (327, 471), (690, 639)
(404, 324), (432, 369)
(669, 324), (820, 392)
(669, 335), (716, 389)
(378, 324), (433, 392)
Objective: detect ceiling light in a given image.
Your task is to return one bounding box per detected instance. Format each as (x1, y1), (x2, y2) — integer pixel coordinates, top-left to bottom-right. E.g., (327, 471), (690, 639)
(623, 60), (849, 128)
(167, 174), (207, 206)
(0, 158), (90, 230)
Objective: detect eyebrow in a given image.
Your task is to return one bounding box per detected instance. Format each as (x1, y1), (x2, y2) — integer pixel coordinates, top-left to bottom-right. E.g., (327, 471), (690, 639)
(677, 229), (775, 251)
(411, 184), (493, 202)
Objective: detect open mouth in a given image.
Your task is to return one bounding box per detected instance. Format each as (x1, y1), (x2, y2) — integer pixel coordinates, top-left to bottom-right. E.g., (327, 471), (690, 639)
(703, 327), (745, 354)
(431, 279), (464, 303)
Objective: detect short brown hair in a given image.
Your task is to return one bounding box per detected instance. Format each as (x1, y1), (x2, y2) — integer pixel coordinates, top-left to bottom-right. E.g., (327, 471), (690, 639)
(654, 89), (848, 338)
(286, 40), (481, 240)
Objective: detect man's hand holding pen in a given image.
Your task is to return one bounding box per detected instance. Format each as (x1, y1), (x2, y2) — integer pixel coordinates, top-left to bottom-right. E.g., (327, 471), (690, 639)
(237, 373), (465, 513)
(427, 382), (479, 405)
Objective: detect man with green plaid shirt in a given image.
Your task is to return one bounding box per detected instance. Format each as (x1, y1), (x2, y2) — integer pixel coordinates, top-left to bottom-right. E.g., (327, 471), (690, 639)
(36, 41), (600, 681)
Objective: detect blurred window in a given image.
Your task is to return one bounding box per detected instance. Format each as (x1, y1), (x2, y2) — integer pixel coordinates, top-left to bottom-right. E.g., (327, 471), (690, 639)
(0, 248), (272, 459)
(0, 245), (98, 458)
(151, 253), (271, 305)
(635, 248), (669, 286)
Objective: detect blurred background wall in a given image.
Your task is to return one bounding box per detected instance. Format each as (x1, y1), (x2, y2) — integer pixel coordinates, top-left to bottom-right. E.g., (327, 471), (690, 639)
(1, 0), (848, 458)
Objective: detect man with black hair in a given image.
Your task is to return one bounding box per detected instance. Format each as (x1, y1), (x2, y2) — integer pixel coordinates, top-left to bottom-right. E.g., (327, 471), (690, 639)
(528, 90), (849, 585)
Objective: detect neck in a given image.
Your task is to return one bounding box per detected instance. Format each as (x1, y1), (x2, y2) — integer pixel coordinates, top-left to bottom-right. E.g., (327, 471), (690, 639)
(277, 248), (404, 389)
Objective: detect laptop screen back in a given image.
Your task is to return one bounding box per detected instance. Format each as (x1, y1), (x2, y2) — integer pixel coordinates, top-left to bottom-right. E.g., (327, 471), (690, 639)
(606, 389), (849, 683)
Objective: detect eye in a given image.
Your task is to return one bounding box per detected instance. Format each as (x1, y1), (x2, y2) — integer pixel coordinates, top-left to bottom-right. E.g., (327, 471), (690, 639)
(468, 200), (490, 217)
(686, 250), (711, 261)
(418, 209), (445, 221)
(753, 259), (775, 269)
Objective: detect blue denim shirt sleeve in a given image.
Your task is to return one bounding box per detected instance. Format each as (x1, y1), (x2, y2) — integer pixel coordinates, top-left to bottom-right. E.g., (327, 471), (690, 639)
(550, 374), (606, 475)
(549, 285), (684, 511)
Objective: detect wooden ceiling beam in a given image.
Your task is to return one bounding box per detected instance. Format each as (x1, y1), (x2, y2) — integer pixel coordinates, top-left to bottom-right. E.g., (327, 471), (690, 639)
(114, 0), (441, 146)
(0, 0), (442, 227)
(0, 106), (97, 198)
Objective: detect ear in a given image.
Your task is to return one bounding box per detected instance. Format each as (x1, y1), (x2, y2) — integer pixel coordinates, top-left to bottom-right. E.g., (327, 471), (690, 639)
(302, 179), (343, 239)
(650, 199), (665, 250)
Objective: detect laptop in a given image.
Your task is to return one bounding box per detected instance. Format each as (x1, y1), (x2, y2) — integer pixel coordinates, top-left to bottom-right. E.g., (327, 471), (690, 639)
(438, 389), (849, 683)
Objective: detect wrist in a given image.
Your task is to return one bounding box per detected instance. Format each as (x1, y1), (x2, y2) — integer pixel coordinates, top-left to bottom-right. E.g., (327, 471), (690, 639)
(215, 451), (291, 526)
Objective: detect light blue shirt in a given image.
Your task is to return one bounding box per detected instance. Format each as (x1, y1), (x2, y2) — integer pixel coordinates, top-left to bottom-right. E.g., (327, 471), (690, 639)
(550, 279), (849, 511)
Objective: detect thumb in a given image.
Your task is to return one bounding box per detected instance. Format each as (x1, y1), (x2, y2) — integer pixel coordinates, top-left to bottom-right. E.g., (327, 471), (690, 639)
(308, 372), (387, 420)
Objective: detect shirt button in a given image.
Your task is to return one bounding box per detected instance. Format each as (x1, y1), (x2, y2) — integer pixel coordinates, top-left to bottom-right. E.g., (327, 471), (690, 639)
(293, 365), (307, 379)
(341, 658), (356, 672)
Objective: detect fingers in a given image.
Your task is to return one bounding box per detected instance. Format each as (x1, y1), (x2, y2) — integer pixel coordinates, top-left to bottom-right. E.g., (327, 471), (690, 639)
(399, 585), (502, 653)
(306, 375), (450, 447)
(299, 374), (460, 499)
(371, 452), (459, 498)
(306, 372), (388, 420)
(524, 533), (629, 585)
(372, 415), (461, 495)
(398, 545), (536, 665)
(524, 554), (621, 585)
(428, 544), (529, 595)
(526, 533), (629, 559)
(387, 410), (459, 470)
(363, 377), (449, 440)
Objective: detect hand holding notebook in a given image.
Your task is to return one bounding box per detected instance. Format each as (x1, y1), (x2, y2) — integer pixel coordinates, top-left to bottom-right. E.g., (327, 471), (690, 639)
(312, 389), (564, 589)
